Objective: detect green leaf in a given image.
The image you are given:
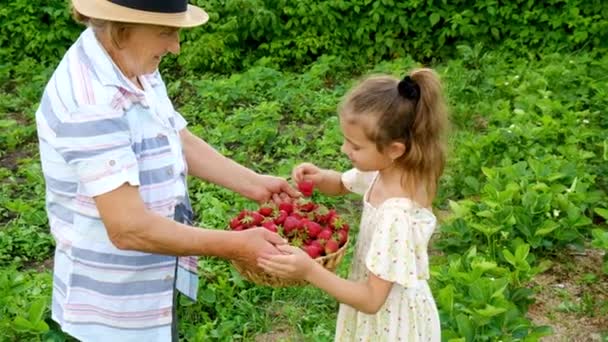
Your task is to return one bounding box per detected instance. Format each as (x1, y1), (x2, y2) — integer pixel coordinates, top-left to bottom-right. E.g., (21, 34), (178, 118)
(430, 13), (441, 26)
(475, 304), (507, 317)
(201, 288), (216, 304)
(28, 298), (47, 323)
(13, 316), (34, 332)
(455, 314), (474, 341)
(534, 221), (559, 236)
(594, 208), (608, 220)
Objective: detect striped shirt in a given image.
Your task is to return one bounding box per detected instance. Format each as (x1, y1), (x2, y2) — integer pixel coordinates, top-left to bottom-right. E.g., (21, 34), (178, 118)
(35, 27), (198, 341)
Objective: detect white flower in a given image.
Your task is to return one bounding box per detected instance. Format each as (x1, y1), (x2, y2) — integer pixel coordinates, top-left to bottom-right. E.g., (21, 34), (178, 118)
(553, 209), (560, 217)
(583, 119), (589, 124)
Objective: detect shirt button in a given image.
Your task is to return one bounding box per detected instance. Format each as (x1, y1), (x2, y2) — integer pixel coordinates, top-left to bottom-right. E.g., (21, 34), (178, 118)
(164, 275), (173, 281)
(167, 169), (174, 176)
(157, 133), (165, 139)
(163, 309), (171, 317)
(109, 160), (116, 166)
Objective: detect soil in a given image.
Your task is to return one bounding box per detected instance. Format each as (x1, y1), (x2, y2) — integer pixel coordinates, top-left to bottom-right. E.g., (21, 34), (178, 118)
(527, 248), (608, 341)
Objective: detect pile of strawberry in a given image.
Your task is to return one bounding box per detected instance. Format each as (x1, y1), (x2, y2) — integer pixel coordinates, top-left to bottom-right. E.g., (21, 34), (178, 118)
(228, 181), (349, 259)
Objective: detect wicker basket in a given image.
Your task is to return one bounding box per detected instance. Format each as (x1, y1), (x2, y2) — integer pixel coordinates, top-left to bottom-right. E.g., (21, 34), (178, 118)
(232, 238), (350, 287)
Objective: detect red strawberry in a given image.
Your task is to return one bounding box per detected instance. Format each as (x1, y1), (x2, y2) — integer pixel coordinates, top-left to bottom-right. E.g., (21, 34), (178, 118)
(274, 210), (288, 224)
(297, 200), (317, 213)
(318, 228), (333, 241)
(325, 239), (339, 255)
(290, 212), (304, 220)
(237, 210), (248, 220)
(250, 212), (265, 226)
(258, 204), (274, 217)
(337, 229), (348, 246)
(303, 220), (322, 239)
(229, 217), (241, 229)
(283, 216), (301, 235)
(303, 244), (322, 258)
(328, 215), (345, 230)
(239, 212), (254, 228)
(278, 202), (294, 214)
(310, 240), (324, 250)
(262, 221), (278, 233)
(314, 207), (336, 224)
(298, 180), (314, 197)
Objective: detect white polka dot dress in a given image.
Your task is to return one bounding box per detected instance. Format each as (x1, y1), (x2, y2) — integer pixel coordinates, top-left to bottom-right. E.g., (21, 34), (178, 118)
(335, 169), (440, 342)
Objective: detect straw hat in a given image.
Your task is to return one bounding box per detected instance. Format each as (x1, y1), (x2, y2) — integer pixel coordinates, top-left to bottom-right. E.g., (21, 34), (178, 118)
(72, 0), (209, 28)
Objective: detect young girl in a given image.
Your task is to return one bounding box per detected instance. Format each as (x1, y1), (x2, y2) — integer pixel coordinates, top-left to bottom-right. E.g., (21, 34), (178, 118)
(258, 68), (448, 341)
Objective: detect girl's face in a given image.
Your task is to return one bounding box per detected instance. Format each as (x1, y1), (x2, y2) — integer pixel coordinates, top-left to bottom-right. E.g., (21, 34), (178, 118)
(339, 114), (395, 172)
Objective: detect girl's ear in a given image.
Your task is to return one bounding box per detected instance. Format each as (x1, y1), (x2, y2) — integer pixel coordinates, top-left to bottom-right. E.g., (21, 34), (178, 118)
(387, 141), (406, 161)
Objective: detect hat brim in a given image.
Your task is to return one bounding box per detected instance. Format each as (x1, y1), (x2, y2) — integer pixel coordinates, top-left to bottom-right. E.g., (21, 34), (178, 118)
(72, 0), (209, 28)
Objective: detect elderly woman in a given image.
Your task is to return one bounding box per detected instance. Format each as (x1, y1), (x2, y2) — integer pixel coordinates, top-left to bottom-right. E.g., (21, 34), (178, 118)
(35, 1), (298, 341)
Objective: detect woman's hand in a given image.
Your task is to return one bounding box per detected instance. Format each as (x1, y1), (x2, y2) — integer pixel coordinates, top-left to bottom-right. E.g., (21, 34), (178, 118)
(248, 174), (301, 204)
(231, 228), (287, 271)
(292, 162), (325, 186)
(257, 244), (316, 280)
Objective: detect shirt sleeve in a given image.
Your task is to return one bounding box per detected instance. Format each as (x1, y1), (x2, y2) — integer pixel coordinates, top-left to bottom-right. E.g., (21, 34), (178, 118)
(173, 110), (188, 131)
(46, 104), (140, 197)
(341, 168), (377, 196)
(365, 206), (419, 287)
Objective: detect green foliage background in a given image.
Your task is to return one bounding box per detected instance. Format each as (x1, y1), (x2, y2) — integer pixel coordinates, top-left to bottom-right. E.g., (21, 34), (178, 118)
(0, 0), (607, 341)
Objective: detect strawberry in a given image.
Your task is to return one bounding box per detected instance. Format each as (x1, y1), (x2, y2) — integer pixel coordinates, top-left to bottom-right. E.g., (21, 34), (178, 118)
(318, 228), (333, 241)
(328, 215), (345, 230)
(239, 212), (254, 228)
(337, 229), (348, 246)
(290, 212), (304, 220)
(298, 180), (314, 197)
(262, 221), (278, 233)
(303, 220), (322, 239)
(278, 202), (294, 214)
(303, 244), (322, 258)
(229, 217), (241, 229)
(283, 216), (301, 235)
(325, 239), (339, 255)
(274, 210), (288, 224)
(237, 210), (248, 220)
(297, 200), (317, 213)
(250, 212), (265, 226)
(314, 207), (336, 224)
(310, 239), (324, 250)
(258, 204), (274, 217)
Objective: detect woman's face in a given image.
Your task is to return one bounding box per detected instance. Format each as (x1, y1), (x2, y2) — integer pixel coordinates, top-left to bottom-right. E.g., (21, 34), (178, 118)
(117, 25), (180, 77)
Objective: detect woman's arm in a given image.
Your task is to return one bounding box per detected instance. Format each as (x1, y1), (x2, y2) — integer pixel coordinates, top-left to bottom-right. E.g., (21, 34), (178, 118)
(180, 129), (299, 203)
(95, 183), (285, 266)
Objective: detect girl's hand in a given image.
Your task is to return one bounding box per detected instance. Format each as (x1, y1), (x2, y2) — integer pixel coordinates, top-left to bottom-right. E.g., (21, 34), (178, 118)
(292, 163), (325, 186)
(257, 244), (316, 280)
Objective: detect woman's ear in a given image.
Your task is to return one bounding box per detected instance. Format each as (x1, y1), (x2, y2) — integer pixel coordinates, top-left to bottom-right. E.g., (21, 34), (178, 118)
(387, 141), (406, 161)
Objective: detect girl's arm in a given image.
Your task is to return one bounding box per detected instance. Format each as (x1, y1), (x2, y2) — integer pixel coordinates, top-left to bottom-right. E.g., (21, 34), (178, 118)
(258, 245), (392, 314)
(306, 261), (393, 314)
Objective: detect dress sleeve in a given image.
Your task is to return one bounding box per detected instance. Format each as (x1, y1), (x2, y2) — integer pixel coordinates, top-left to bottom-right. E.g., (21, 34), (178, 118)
(42, 103), (140, 197)
(365, 206), (420, 287)
(340, 168), (376, 196)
